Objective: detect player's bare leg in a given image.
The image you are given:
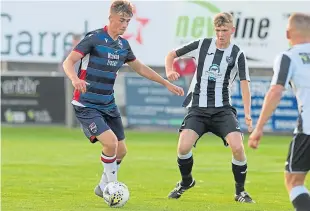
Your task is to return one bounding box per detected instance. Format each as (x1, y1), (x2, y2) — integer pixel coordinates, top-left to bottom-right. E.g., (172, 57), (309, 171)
(285, 172), (310, 211)
(168, 129), (197, 199)
(116, 140), (127, 171)
(94, 129), (118, 198)
(226, 132), (254, 203)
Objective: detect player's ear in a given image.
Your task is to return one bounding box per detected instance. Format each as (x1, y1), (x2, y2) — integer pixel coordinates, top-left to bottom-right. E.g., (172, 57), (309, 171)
(231, 26), (236, 35)
(286, 30), (291, 40)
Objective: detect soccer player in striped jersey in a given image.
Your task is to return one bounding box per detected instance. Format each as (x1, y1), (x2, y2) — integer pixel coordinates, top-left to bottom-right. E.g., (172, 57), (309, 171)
(249, 13), (310, 211)
(165, 12), (254, 203)
(63, 0), (184, 199)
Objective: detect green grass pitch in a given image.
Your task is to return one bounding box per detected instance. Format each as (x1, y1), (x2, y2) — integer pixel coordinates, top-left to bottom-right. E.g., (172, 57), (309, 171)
(2, 126), (309, 211)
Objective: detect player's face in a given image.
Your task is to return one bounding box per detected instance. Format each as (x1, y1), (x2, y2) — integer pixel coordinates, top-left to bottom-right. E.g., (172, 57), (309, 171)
(110, 13), (132, 35)
(215, 24), (235, 46)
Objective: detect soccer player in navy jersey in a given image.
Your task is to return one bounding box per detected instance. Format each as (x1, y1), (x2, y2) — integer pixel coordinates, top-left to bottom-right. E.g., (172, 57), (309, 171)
(63, 0), (184, 198)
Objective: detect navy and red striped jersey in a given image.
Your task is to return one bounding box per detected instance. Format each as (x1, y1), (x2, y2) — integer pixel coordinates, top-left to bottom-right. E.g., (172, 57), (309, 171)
(72, 26), (136, 110)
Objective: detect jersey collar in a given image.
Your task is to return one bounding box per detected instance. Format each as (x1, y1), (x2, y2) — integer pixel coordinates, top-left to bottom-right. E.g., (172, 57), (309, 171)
(103, 25), (120, 42)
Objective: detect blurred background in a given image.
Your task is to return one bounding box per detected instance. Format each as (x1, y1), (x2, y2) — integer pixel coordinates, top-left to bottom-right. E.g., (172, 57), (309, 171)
(2, 0), (308, 132)
(1, 1), (310, 211)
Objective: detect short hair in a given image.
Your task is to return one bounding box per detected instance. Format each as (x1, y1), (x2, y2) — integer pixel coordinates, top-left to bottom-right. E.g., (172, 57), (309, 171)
(213, 12), (234, 27)
(110, 0), (134, 17)
(288, 12), (310, 35)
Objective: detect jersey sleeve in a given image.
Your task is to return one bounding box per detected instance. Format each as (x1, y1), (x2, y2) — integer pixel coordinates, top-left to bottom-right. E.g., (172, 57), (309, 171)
(175, 39), (200, 59)
(73, 33), (95, 56)
(237, 51), (250, 81)
(125, 44), (136, 63)
(271, 53), (294, 89)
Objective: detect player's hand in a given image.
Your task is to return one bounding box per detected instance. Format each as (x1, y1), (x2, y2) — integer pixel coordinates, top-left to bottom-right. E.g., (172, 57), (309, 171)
(165, 82), (184, 96)
(248, 128), (263, 149)
(72, 78), (89, 93)
(167, 71), (180, 81)
(245, 115), (253, 132)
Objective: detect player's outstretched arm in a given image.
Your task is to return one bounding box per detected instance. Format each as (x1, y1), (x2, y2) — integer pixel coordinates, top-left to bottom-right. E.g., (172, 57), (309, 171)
(256, 85), (284, 130)
(127, 59), (184, 96)
(237, 51), (252, 132)
(248, 85), (284, 149)
(63, 51), (88, 93)
(240, 80), (252, 132)
(249, 53), (293, 149)
(165, 51), (180, 81)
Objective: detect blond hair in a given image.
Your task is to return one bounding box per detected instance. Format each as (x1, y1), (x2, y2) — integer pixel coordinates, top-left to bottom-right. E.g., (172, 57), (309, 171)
(214, 12), (234, 27)
(288, 13), (310, 36)
(110, 0), (134, 17)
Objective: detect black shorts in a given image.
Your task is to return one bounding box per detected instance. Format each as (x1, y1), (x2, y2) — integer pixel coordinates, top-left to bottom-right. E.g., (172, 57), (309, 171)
(285, 133), (310, 173)
(73, 105), (125, 143)
(179, 106), (241, 146)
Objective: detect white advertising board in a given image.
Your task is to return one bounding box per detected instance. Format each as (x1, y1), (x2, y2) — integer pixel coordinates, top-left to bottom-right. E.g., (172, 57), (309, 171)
(1, 1), (310, 67)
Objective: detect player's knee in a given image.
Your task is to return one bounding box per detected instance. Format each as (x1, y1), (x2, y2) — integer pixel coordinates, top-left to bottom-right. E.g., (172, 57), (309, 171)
(96, 130), (119, 151)
(285, 173), (306, 191)
(108, 138), (118, 149)
(226, 132), (244, 153)
(100, 137), (118, 154)
(117, 144), (127, 159)
(178, 137), (191, 155)
(177, 143), (192, 155)
(230, 142), (244, 154)
(119, 152), (127, 160)
(231, 145), (246, 162)
(177, 129), (197, 155)
(119, 148), (127, 158)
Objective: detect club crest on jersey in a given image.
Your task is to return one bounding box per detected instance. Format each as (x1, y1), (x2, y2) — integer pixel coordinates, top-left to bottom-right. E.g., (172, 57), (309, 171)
(226, 56), (234, 65)
(299, 53), (310, 64)
(118, 39), (123, 49)
(207, 64), (222, 81)
(89, 122), (98, 133)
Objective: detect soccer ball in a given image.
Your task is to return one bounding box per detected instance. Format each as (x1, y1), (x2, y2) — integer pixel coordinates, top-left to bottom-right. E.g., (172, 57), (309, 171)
(103, 181), (130, 208)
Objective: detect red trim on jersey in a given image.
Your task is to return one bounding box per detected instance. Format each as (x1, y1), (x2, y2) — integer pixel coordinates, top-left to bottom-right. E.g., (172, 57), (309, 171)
(103, 25), (108, 32)
(73, 69), (87, 101)
(101, 155), (116, 163)
(73, 49), (84, 56)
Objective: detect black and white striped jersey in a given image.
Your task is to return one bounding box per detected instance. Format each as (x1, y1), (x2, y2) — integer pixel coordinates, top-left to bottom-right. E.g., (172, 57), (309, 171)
(175, 37), (250, 108)
(271, 43), (310, 135)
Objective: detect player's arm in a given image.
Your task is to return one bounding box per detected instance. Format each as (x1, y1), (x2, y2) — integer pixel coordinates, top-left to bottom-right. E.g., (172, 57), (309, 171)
(63, 33), (94, 93)
(238, 51), (252, 131)
(125, 44), (168, 87)
(256, 85), (285, 130)
(256, 54), (293, 130)
(165, 40), (199, 81)
(248, 53), (294, 149)
(63, 51), (83, 82)
(127, 59), (184, 96)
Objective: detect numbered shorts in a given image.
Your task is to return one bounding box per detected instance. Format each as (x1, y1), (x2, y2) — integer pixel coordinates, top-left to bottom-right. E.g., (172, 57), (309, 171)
(179, 106), (242, 146)
(73, 105), (125, 143)
(285, 133), (310, 173)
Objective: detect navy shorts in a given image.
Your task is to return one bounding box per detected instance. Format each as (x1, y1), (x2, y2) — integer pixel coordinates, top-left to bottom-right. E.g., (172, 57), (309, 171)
(73, 105), (125, 143)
